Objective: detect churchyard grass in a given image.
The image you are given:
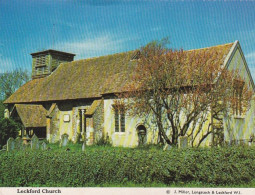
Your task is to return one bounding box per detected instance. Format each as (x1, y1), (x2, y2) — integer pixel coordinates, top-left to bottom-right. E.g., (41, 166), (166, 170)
(0, 143), (255, 187)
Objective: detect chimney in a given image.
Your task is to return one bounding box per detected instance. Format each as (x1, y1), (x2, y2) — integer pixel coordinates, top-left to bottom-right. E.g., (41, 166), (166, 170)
(30, 49), (75, 79)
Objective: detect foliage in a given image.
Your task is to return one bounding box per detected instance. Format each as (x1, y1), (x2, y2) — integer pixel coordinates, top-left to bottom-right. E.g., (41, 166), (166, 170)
(0, 100), (5, 120)
(0, 68), (30, 100)
(95, 134), (112, 146)
(0, 146), (255, 187)
(116, 39), (253, 147)
(0, 118), (20, 149)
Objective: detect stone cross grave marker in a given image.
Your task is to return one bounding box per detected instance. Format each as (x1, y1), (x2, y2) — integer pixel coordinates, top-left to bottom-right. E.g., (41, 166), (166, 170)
(7, 137), (15, 152)
(60, 134), (69, 147)
(41, 142), (47, 150)
(15, 137), (23, 150)
(31, 135), (40, 150)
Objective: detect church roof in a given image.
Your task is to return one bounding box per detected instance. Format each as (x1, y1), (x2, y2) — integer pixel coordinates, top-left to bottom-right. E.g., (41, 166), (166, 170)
(4, 42), (234, 104)
(12, 104), (47, 128)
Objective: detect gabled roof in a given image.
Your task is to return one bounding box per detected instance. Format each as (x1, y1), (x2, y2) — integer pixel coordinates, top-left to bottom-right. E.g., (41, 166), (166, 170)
(46, 103), (57, 117)
(86, 100), (102, 116)
(12, 104), (47, 128)
(5, 42), (235, 104)
(5, 51), (136, 103)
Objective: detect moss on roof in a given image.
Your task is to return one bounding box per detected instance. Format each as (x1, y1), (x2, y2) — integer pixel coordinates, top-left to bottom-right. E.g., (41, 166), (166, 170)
(14, 104), (47, 128)
(4, 43), (234, 104)
(85, 100), (102, 116)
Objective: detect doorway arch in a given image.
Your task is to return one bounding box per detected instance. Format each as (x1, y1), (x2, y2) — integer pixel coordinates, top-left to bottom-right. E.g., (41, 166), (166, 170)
(137, 124), (147, 145)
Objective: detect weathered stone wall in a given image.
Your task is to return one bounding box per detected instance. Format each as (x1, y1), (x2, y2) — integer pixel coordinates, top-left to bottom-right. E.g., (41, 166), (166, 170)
(48, 104), (60, 143)
(71, 100), (93, 143)
(58, 102), (74, 141)
(47, 100), (94, 143)
(92, 100), (104, 143)
(46, 99), (105, 144)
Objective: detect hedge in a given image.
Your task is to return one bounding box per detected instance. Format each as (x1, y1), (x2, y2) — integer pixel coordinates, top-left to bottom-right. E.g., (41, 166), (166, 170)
(0, 146), (255, 187)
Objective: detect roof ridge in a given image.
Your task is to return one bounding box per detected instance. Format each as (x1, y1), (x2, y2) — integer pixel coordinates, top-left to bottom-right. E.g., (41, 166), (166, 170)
(68, 50), (136, 63)
(69, 42), (235, 63)
(186, 42), (235, 52)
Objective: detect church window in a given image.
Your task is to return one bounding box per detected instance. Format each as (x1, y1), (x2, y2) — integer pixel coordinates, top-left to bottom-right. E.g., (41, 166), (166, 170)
(233, 80), (244, 116)
(113, 105), (125, 132)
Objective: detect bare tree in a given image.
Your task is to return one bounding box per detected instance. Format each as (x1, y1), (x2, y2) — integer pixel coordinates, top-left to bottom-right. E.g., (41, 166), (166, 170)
(116, 40), (253, 147)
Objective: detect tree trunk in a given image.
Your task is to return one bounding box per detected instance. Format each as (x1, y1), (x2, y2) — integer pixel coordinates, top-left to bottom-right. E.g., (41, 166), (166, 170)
(157, 119), (171, 145)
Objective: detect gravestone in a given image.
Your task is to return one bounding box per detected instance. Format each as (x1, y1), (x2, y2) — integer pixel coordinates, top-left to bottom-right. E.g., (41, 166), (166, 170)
(4, 109), (10, 118)
(2, 145), (7, 150)
(1, 144), (7, 152)
(41, 142), (47, 150)
(7, 137), (15, 152)
(178, 136), (188, 148)
(248, 141), (254, 147)
(82, 142), (86, 151)
(15, 137), (23, 150)
(21, 143), (27, 151)
(60, 134), (69, 147)
(31, 135), (40, 150)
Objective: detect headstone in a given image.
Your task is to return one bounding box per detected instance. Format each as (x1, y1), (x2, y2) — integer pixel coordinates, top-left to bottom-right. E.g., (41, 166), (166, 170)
(15, 137), (23, 150)
(21, 143), (28, 151)
(82, 142), (86, 151)
(31, 135), (40, 150)
(1, 144), (7, 151)
(2, 145), (7, 150)
(163, 144), (172, 151)
(60, 134), (69, 147)
(178, 136), (188, 148)
(4, 109), (10, 118)
(7, 137), (15, 152)
(41, 142), (47, 150)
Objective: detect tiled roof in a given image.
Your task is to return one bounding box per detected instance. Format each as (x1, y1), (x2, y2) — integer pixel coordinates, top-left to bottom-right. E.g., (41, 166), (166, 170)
(4, 42), (234, 104)
(85, 100), (102, 116)
(14, 104), (47, 128)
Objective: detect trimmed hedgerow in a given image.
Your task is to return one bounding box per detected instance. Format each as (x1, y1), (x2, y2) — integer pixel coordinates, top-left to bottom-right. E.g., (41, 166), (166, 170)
(0, 146), (255, 187)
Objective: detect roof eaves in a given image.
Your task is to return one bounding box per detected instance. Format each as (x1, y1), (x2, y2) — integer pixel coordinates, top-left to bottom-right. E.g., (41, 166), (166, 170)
(30, 49), (76, 56)
(14, 104), (28, 128)
(212, 41), (237, 83)
(85, 100), (102, 116)
(46, 103), (57, 117)
(223, 40), (239, 69)
(235, 42), (255, 91)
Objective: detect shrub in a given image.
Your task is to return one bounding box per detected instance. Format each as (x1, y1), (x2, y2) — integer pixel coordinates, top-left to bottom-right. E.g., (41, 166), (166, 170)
(0, 146), (255, 187)
(95, 135), (111, 146)
(0, 100), (5, 120)
(0, 118), (20, 149)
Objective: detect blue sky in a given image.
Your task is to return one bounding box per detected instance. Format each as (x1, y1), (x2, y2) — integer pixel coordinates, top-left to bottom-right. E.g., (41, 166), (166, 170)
(1, 0), (255, 80)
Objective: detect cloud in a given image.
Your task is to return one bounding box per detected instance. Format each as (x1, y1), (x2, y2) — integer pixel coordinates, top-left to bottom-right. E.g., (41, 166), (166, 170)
(151, 27), (162, 32)
(245, 52), (255, 65)
(55, 34), (129, 58)
(0, 57), (17, 73)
